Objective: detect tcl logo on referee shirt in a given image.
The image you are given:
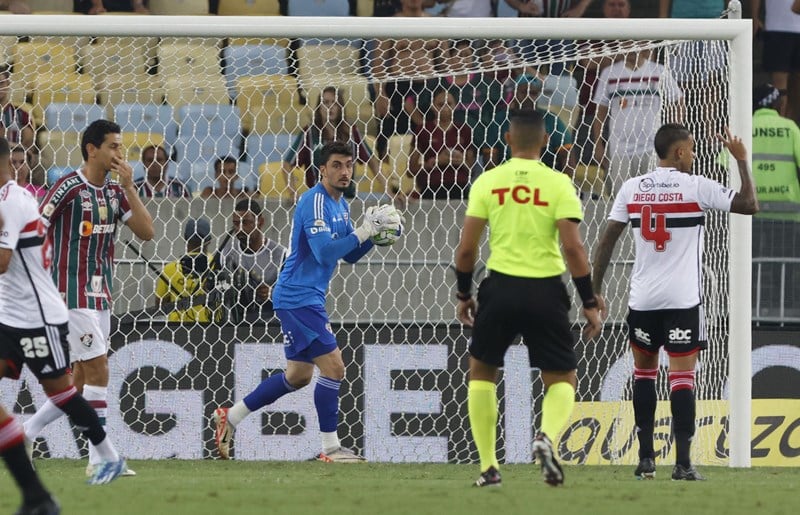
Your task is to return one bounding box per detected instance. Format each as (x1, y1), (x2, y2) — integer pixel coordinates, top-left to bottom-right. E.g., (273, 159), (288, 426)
(491, 185), (549, 206)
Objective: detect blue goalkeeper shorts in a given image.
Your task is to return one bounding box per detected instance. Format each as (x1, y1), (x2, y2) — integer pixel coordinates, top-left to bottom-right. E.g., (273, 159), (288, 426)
(275, 306), (338, 363)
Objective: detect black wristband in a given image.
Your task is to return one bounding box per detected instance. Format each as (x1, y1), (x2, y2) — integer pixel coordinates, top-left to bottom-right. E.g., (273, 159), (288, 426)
(572, 274), (597, 308)
(456, 269), (473, 296)
(455, 292), (472, 301)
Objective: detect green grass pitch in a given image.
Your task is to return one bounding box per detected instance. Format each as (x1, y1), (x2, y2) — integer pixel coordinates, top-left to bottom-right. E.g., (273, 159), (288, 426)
(1, 461), (798, 515)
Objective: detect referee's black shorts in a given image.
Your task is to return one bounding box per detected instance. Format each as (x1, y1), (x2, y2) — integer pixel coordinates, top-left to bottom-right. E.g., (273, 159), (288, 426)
(469, 271), (577, 371)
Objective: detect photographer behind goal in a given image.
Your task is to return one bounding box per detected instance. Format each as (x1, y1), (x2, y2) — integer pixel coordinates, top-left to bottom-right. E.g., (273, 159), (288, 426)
(213, 199), (286, 324)
(155, 217), (215, 323)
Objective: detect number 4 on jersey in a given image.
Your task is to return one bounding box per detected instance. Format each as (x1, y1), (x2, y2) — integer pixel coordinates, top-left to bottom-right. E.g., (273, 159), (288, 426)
(640, 205), (671, 251)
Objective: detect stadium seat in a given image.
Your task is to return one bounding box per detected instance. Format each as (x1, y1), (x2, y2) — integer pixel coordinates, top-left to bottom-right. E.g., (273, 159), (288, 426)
(287, 0), (349, 16)
(158, 43), (222, 77)
(79, 43), (149, 78)
(222, 44), (288, 98)
(12, 42), (77, 91)
(259, 161), (307, 200)
(572, 163), (608, 198)
(228, 37), (290, 47)
(217, 0), (281, 15)
(164, 75), (230, 112)
(94, 36), (158, 70)
(174, 135), (242, 185)
(121, 132), (166, 163)
(31, 73), (96, 126)
(245, 132), (294, 175)
(356, 0), (373, 16)
(177, 104), (241, 142)
(296, 42), (360, 79)
(113, 103), (178, 151)
(43, 103), (105, 133)
(0, 36), (16, 65)
(236, 74), (308, 134)
(149, 0), (209, 15)
(385, 134), (415, 195)
(97, 73), (166, 107)
(38, 131), (82, 171)
(160, 37), (223, 48)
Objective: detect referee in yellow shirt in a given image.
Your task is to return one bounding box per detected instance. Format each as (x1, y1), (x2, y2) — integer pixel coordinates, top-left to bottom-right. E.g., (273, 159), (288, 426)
(455, 109), (603, 488)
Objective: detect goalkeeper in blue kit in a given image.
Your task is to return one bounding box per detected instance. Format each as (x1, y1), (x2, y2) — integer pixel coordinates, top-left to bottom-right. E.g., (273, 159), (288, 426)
(213, 141), (402, 461)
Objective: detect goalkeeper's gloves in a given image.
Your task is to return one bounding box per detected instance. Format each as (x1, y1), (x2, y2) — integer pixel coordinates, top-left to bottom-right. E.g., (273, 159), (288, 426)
(352, 205), (403, 244)
(353, 206), (382, 244)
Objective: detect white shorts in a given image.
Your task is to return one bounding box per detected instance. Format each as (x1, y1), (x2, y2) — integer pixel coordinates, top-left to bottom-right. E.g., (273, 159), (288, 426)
(67, 309), (110, 362)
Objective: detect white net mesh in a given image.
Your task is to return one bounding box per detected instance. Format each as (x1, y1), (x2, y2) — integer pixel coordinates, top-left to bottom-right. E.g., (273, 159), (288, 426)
(0, 18), (741, 465)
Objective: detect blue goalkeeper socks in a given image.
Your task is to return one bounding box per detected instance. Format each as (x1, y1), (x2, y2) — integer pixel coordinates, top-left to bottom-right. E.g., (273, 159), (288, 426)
(243, 373), (296, 412)
(314, 377), (341, 433)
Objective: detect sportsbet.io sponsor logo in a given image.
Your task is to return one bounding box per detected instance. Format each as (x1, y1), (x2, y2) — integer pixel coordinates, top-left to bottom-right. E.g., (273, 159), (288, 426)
(638, 177), (680, 192)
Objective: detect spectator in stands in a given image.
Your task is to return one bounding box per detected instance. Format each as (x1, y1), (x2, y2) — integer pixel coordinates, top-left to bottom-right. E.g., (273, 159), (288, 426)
(370, 0), (401, 16)
(76, 0), (149, 13)
(282, 86), (389, 203)
(577, 0), (631, 122)
(483, 74), (574, 172)
(478, 39), (541, 121)
(660, 0), (727, 165)
(753, 0), (800, 126)
(0, 0), (31, 13)
(592, 48), (684, 195)
(753, 84), (800, 316)
(501, 0), (594, 74)
(134, 144), (190, 199)
(408, 88), (476, 199)
(155, 218), (214, 323)
(440, 0), (492, 16)
(503, 0), (593, 17)
(10, 145), (45, 200)
(202, 156), (255, 200)
(0, 65), (35, 150)
(215, 198), (286, 323)
(444, 40), (487, 147)
(372, 0), (447, 158)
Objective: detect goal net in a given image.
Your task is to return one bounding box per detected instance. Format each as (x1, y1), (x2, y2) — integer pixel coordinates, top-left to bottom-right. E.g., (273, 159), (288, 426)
(0, 14), (751, 466)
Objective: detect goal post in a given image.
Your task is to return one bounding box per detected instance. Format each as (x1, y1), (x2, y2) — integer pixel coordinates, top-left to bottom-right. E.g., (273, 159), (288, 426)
(0, 13), (753, 467)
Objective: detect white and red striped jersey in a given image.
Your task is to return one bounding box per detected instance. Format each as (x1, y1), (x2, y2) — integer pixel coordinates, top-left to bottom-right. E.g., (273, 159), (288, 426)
(609, 167), (735, 311)
(39, 170), (131, 310)
(593, 60), (683, 156)
(0, 181), (68, 328)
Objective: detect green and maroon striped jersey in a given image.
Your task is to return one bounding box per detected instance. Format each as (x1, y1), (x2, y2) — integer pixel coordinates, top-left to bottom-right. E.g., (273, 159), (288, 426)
(39, 170), (132, 310)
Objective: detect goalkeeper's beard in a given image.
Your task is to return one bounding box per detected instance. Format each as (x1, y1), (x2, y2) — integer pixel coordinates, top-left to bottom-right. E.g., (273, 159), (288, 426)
(332, 179), (351, 193)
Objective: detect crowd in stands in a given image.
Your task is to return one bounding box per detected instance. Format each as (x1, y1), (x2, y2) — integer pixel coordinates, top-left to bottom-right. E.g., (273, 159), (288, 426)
(0, 0), (797, 207)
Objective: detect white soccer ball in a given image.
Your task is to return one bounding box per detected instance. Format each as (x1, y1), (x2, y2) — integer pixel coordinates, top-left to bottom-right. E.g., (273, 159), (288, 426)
(372, 223), (403, 246)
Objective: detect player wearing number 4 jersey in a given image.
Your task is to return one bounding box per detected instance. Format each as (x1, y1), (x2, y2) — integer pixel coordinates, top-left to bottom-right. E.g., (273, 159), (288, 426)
(22, 120), (154, 478)
(0, 137), (126, 514)
(592, 124), (758, 481)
